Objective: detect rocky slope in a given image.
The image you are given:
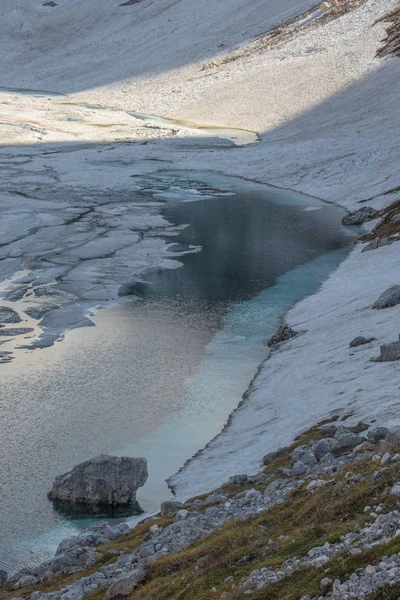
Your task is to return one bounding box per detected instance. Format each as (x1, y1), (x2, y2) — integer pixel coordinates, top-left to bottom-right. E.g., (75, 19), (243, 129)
(4, 419), (400, 599)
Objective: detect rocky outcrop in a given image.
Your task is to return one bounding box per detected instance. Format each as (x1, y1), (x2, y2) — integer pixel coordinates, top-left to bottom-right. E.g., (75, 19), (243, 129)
(342, 207), (379, 226)
(0, 569), (7, 586)
(267, 325), (298, 347)
(372, 285), (400, 309)
(48, 455), (148, 507)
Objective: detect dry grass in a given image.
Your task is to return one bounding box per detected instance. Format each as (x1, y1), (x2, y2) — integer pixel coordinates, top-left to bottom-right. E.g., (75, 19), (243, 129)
(361, 199), (400, 243)
(83, 459), (399, 600)
(6, 421), (400, 600)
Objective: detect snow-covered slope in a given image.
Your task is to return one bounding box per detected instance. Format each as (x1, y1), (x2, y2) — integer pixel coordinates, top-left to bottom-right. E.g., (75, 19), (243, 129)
(0, 0), (317, 92)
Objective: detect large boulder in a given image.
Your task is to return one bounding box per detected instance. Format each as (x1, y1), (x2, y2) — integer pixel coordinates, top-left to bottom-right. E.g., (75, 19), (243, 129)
(48, 455), (148, 507)
(372, 286), (400, 310)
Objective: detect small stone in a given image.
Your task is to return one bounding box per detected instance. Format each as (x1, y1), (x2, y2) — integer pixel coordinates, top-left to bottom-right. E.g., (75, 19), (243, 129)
(307, 480), (328, 492)
(390, 483), (400, 496)
(0, 570), (7, 586)
(381, 453), (392, 466)
(149, 524), (159, 534)
(365, 565), (376, 575)
(175, 509), (189, 520)
(349, 336), (375, 348)
(204, 493), (227, 506)
(320, 577), (333, 591)
(372, 286), (400, 310)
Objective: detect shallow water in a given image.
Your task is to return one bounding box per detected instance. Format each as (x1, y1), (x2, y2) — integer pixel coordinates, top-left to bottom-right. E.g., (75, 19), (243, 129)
(0, 172), (354, 574)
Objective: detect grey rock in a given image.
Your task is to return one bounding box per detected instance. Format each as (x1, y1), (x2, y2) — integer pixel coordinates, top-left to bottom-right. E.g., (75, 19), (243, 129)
(30, 593), (49, 600)
(349, 336), (375, 348)
(160, 500), (183, 517)
(342, 207), (379, 226)
(48, 455), (148, 506)
(13, 575), (36, 589)
(30, 592), (49, 600)
(372, 286), (400, 310)
(204, 494), (227, 506)
(291, 446), (317, 467)
(0, 306), (22, 324)
(381, 453), (392, 466)
(320, 577), (333, 591)
(247, 472), (269, 484)
(106, 568), (146, 598)
(262, 447), (288, 466)
(390, 483), (400, 496)
(267, 325), (298, 347)
(319, 452), (336, 465)
(312, 438), (334, 461)
(291, 461), (309, 476)
(227, 474), (248, 486)
(385, 427), (400, 447)
(139, 542), (155, 559)
(264, 479), (287, 496)
(380, 341), (400, 362)
(367, 427), (390, 443)
(174, 509), (189, 521)
(331, 433), (362, 455)
(0, 570), (7, 586)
